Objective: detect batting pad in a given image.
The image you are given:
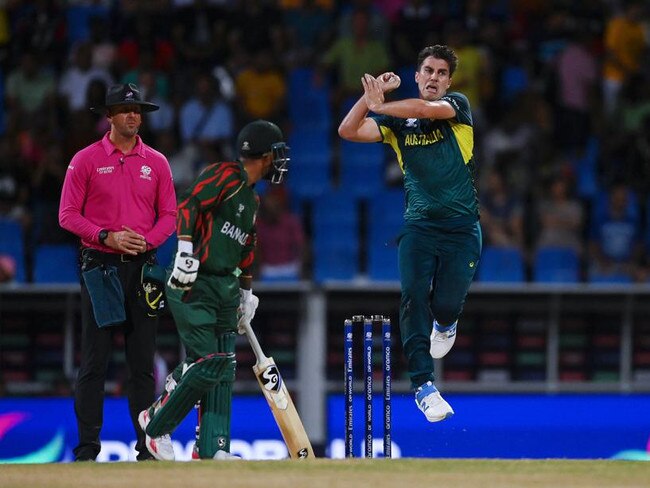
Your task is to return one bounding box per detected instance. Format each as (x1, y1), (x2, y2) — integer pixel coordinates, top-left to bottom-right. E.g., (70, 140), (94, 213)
(197, 332), (236, 458)
(197, 372), (234, 458)
(146, 352), (235, 437)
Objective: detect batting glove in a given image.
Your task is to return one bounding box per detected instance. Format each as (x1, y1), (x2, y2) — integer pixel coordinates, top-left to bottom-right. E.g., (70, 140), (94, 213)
(168, 240), (199, 290)
(237, 288), (259, 334)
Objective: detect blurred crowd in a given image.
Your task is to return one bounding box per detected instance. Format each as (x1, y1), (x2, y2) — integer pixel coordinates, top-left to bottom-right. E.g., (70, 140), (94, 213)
(0, 0), (649, 283)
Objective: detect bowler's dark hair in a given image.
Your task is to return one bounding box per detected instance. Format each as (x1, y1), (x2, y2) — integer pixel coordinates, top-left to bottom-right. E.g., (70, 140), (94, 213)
(417, 45), (458, 76)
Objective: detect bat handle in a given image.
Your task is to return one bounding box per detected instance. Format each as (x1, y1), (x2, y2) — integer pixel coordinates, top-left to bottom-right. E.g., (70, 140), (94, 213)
(241, 320), (270, 364)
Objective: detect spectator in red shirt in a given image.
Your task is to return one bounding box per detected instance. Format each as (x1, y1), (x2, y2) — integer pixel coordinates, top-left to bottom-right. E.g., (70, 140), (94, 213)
(256, 186), (305, 281)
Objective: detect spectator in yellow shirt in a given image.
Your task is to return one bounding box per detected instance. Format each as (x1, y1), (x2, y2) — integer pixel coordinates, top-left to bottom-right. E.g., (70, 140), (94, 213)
(235, 50), (287, 125)
(602, 1), (648, 117)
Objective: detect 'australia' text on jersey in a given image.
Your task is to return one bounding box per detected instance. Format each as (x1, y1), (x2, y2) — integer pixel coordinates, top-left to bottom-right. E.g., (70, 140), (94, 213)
(404, 129), (444, 146)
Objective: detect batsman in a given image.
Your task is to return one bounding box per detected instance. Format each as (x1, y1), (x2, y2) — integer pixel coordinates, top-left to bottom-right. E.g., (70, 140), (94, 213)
(138, 120), (290, 460)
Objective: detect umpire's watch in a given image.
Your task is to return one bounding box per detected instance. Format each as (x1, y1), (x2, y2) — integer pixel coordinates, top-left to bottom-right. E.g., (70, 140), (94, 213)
(98, 229), (109, 245)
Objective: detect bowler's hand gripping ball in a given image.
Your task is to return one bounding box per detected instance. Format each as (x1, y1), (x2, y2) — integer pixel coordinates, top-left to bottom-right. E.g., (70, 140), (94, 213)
(381, 72), (401, 92)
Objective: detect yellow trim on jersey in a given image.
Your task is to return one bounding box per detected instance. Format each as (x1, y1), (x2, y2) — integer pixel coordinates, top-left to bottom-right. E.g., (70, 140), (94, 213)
(379, 125), (405, 173)
(448, 121), (474, 164)
(222, 181), (246, 203)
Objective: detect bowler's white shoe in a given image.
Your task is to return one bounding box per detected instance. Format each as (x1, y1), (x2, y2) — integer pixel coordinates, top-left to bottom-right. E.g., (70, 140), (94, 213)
(415, 381), (454, 422)
(213, 450), (241, 460)
(430, 321), (457, 359)
(138, 409), (175, 461)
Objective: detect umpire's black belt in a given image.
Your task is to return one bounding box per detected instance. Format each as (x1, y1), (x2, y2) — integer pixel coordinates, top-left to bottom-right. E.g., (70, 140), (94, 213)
(82, 248), (154, 265)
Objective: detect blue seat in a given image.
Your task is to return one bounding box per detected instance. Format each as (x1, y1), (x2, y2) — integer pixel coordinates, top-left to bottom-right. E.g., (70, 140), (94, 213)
(572, 136), (600, 200)
(533, 247), (580, 283)
(477, 246), (526, 283)
(287, 155), (331, 201)
(156, 234), (177, 270)
(65, 4), (109, 45)
(288, 68), (331, 131)
(367, 239), (400, 281)
(313, 244), (359, 282)
(340, 139), (384, 165)
(289, 95), (331, 132)
(288, 68), (329, 102)
(311, 192), (359, 282)
(288, 67), (314, 96)
(339, 140), (386, 198)
(287, 130), (332, 200)
(289, 129), (331, 154)
(312, 210), (358, 282)
(33, 244), (80, 283)
(369, 189), (406, 220)
(0, 218), (27, 283)
(588, 272), (633, 284)
(312, 191), (358, 229)
(367, 189), (405, 281)
(501, 65), (529, 103)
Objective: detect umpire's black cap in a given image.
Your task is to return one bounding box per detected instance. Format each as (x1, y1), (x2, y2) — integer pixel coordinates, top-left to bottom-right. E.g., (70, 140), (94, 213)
(236, 120), (284, 158)
(90, 83), (159, 114)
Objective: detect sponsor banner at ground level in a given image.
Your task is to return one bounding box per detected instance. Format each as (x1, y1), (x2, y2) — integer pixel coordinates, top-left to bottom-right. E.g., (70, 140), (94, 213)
(1, 394), (649, 461)
(328, 393), (650, 460)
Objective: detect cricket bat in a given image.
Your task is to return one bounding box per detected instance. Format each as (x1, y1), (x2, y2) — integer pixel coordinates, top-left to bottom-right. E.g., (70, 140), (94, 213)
(240, 319), (315, 459)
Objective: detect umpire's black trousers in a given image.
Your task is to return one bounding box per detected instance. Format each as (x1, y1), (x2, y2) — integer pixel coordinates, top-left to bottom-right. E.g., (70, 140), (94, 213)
(73, 250), (158, 461)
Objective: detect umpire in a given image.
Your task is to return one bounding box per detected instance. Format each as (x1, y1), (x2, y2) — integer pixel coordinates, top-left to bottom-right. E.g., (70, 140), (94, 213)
(59, 83), (177, 461)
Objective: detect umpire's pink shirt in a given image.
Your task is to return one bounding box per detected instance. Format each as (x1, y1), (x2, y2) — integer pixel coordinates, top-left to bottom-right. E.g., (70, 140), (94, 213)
(59, 132), (177, 252)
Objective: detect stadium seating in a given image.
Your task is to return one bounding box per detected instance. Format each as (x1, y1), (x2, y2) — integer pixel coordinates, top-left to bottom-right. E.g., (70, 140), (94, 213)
(65, 4), (110, 46)
(588, 272), (634, 285)
(572, 136), (599, 201)
(339, 140), (386, 199)
(287, 68), (331, 132)
(33, 244), (80, 283)
(366, 189), (405, 281)
(533, 246), (580, 283)
(287, 129), (332, 200)
(476, 246), (526, 283)
(311, 192), (359, 282)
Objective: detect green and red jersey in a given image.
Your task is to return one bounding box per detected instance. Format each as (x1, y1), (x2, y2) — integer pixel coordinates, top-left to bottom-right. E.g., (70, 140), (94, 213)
(176, 161), (258, 276)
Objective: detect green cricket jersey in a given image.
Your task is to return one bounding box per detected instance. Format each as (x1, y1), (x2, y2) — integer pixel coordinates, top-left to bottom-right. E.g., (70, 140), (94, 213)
(372, 91), (479, 222)
(176, 161), (257, 276)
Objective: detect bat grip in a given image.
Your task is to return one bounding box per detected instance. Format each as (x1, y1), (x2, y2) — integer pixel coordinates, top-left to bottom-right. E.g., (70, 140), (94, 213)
(241, 320), (270, 364)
